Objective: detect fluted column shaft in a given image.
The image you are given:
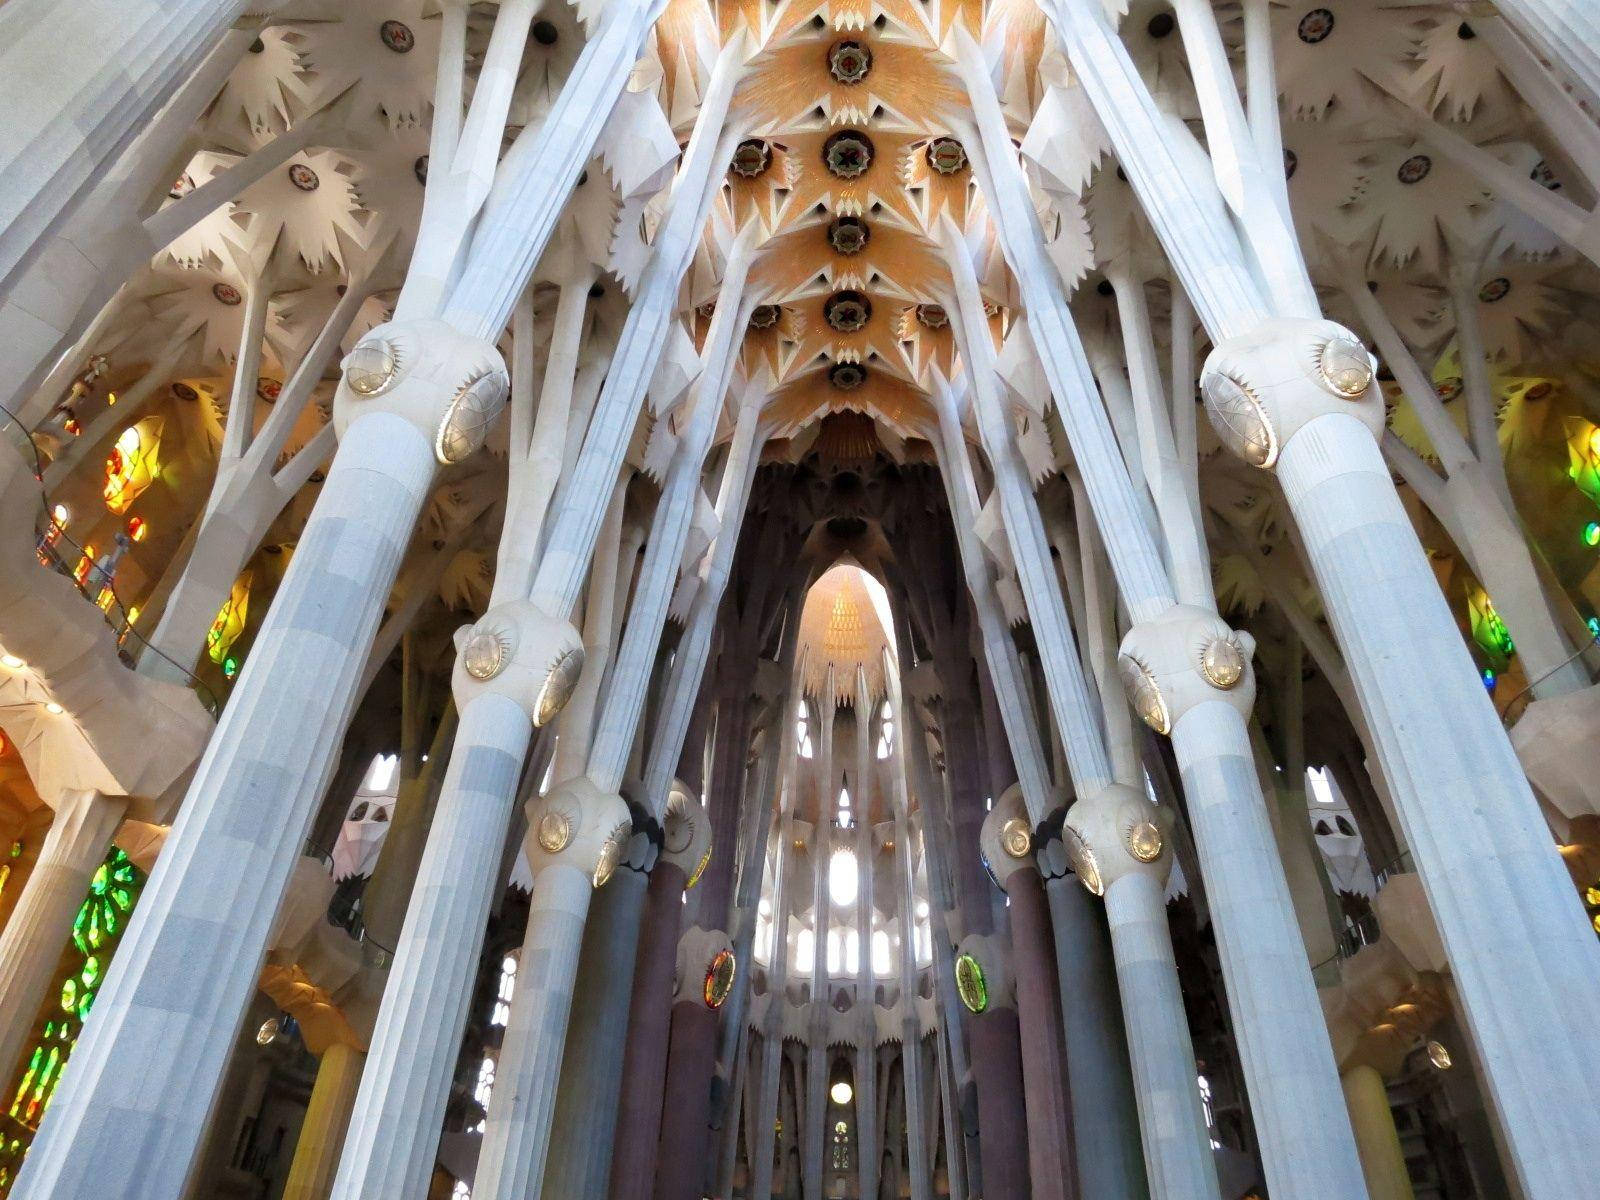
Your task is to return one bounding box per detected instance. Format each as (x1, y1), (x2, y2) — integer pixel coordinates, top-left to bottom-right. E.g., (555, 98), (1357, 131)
(1045, 875), (1146, 1197)
(1341, 1066), (1415, 1200)
(1490, 0), (1600, 110)
(610, 860), (688, 1199)
(0, 0), (252, 294)
(15, 412), (435, 1200)
(470, 863), (596, 1198)
(538, 865), (650, 1199)
(1006, 865), (1076, 1200)
(1276, 418), (1600, 1194)
(969, 1007), (1031, 1200)
(652, 997), (722, 1200)
(331, 692), (532, 1200)
(1103, 873), (1221, 1199)
(0, 790), (125, 1077)
(281, 1042), (365, 1200)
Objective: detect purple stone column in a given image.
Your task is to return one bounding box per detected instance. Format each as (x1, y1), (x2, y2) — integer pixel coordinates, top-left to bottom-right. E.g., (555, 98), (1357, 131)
(970, 1006), (1032, 1200)
(1008, 864), (1077, 1199)
(610, 859), (688, 1200)
(651, 997), (721, 1200)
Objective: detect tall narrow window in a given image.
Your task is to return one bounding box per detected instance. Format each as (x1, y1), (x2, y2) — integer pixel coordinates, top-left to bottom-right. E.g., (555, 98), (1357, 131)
(491, 954), (517, 1026)
(797, 699), (815, 759)
(875, 699), (894, 759)
(837, 786), (852, 829)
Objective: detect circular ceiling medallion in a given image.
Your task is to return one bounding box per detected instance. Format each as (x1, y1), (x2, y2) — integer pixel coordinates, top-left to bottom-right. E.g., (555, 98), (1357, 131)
(1478, 276), (1511, 303)
(1297, 8), (1335, 43)
(1530, 159), (1559, 190)
(531, 19), (559, 45)
(413, 155), (429, 186)
(1147, 12), (1175, 38)
(212, 282), (243, 306)
(256, 378), (282, 403)
(749, 304), (781, 329)
(915, 303), (948, 329)
(823, 131), (874, 179)
(288, 163), (320, 192)
(1283, 148), (1299, 180)
(828, 361), (867, 391)
(1435, 376), (1463, 401)
(1396, 154), (1432, 185)
(172, 382), (200, 402)
(703, 948), (736, 1009)
(824, 290), (872, 333)
(927, 137), (968, 176)
(380, 19), (415, 53)
(827, 40), (872, 85)
(827, 215), (870, 255)
(954, 953), (988, 1014)
(169, 173), (194, 200)
(731, 139), (772, 179)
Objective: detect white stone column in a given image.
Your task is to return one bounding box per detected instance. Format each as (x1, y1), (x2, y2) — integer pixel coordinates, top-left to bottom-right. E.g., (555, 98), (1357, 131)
(535, 854), (649, 1200)
(12, 393), (450, 1200)
(882, 660), (933, 1200)
(0, 789), (125, 1077)
(1101, 870), (1221, 1200)
(328, 691), (534, 1200)
(0, 0), (256, 294)
(1041, 31), (1600, 1174)
(747, 811), (795, 1200)
(471, 855), (606, 1198)
(1261, 400), (1600, 1195)
(1489, 0), (1600, 111)
(852, 670), (879, 1200)
(952, 28), (1371, 1194)
(1040, 858), (1148, 1198)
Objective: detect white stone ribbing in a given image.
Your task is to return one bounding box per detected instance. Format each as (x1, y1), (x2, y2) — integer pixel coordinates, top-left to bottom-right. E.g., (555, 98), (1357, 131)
(524, 45), (746, 620)
(439, 0), (697, 340)
(0, 0), (252, 296)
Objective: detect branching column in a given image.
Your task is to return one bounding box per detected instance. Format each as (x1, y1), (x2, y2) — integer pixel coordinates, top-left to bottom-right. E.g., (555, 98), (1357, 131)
(1035, 3), (1600, 1189)
(953, 25), (1368, 1196)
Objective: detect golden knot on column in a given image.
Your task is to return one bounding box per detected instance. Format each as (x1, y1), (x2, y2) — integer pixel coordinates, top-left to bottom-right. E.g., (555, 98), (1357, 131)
(1117, 605), (1257, 736)
(1200, 317), (1385, 470)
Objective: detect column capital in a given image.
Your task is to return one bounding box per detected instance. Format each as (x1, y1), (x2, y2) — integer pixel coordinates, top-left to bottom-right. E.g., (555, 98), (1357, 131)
(333, 318), (509, 466)
(452, 600), (585, 727)
(1061, 783), (1174, 897)
(659, 781), (711, 886)
(1200, 317), (1385, 470)
(979, 783), (1037, 895)
(1118, 603), (1257, 734)
(525, 775), (632, 887)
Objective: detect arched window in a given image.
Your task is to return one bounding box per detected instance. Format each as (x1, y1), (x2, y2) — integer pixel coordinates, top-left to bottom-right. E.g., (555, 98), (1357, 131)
(1336, 816), (1356, 836)
(795, 927), (815, 974)
(837, 786), (852, 829)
